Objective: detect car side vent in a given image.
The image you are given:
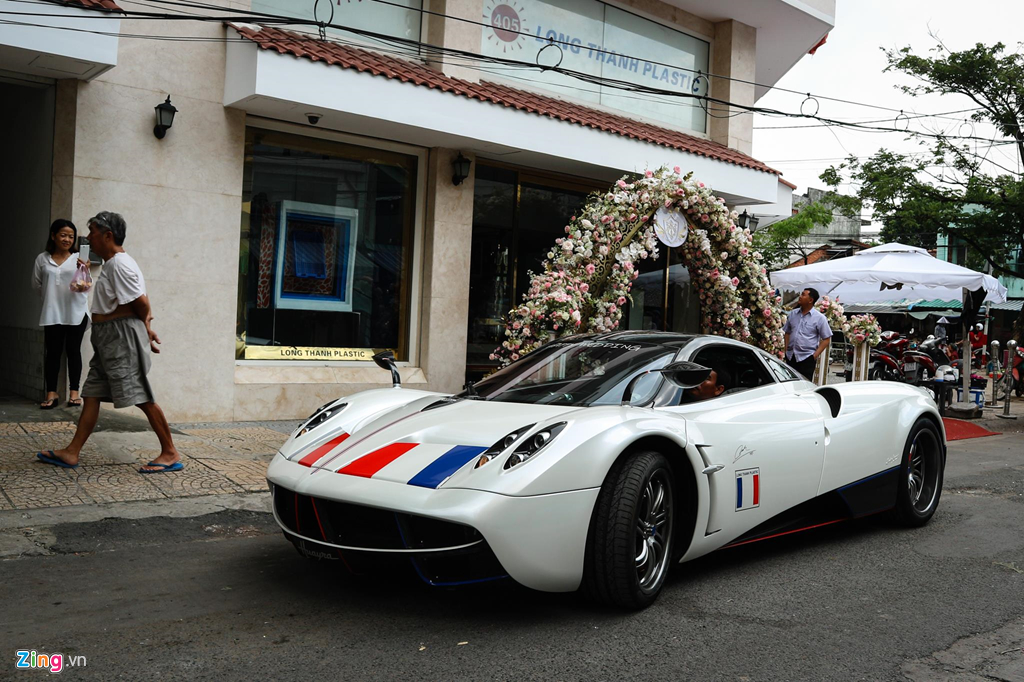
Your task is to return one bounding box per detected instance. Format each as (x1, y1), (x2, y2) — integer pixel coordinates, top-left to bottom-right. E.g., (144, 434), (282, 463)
(815, 387), (842, 418)
(422, 397), (462, 411)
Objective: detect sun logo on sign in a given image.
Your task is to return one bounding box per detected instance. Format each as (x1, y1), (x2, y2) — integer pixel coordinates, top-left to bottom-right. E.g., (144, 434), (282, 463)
(483, 0), (527, 53)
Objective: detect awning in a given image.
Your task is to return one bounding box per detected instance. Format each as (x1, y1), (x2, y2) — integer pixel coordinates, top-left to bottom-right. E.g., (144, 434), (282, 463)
(223, 24), (782, 205)
(0, 0), (120, 80)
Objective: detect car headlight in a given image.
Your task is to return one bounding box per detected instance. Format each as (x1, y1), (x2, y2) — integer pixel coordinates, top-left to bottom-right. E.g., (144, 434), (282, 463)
(504, 423), (566, 469)
(297, 401), (347, 436)
(474, 424), (535, 469)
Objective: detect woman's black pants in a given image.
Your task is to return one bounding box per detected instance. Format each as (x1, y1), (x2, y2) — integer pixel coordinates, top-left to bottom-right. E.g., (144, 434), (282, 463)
(43, 316), (88, 393)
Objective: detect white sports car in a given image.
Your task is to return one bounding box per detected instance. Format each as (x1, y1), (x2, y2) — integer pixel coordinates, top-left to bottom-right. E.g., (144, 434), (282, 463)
(267, 332), (945, 609)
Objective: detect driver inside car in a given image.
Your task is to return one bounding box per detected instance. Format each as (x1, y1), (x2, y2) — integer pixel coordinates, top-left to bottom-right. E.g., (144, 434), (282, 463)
(682, 366), (732, 402)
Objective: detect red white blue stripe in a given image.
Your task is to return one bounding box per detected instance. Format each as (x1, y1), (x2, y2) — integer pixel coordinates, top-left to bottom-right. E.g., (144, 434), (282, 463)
(297, 438), (486, 489)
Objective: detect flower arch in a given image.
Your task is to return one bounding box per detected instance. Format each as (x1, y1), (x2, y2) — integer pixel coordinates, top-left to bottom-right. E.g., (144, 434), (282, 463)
(491, 167), (787, 366)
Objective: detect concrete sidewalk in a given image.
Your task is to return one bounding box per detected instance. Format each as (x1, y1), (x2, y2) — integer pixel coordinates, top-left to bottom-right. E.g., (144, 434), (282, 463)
(0, 393), (298, 513)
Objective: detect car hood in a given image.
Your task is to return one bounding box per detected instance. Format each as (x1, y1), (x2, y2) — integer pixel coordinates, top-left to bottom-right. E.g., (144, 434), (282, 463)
(299, 398), (581, 488)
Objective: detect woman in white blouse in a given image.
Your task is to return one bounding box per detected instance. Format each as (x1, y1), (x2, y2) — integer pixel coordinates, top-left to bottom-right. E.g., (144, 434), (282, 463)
(31, 219), (90, 409)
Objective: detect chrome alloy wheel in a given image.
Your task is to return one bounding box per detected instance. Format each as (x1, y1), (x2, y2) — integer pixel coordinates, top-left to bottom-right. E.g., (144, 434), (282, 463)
(635, 469), (674, 592)
(907, 428), (941, 513)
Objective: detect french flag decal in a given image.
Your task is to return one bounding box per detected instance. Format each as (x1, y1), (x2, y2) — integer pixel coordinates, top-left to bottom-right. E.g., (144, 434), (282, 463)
(735, 467), (760, 511)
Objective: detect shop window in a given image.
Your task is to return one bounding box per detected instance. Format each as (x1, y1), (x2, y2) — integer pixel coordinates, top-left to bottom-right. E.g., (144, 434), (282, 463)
(466, 166), (593, 376)
(625, 257), (700, 334)
(237, 128), (417, 361)
(251, 0), (422, 44)
(479, 0), (710, 133)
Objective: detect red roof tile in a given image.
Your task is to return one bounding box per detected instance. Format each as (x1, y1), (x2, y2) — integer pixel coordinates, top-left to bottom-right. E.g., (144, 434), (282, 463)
(40, 0), (123, 12)
(230, 24), (779, 176)
(779, 177), (797, 189)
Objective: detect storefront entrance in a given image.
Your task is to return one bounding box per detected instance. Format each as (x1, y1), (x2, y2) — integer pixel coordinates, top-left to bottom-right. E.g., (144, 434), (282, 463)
(466, 163), (701, 381)
(0, 76), (56, 400)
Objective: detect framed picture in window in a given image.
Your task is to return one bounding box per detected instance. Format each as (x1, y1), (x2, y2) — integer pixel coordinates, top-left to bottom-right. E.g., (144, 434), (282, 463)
(273, 200), (359, 311)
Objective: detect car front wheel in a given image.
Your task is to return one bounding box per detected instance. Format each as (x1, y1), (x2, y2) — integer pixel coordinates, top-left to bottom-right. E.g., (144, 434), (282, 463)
(892, 418), (944, 527)
(583, 450), (675, 609)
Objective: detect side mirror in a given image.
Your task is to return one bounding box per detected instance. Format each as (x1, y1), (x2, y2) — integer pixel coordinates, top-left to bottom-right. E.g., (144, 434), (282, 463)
(620, 361), (712, 406)
(660, 361), (713, 389)
(372, 350), (401, 388)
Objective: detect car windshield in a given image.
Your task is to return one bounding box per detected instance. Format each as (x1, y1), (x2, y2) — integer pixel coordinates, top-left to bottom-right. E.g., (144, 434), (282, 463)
(462, 339), (677, 406)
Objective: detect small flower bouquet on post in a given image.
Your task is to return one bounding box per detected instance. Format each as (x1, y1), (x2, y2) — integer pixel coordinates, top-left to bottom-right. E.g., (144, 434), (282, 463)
(817, 295), (845, 330)
(843, 313), (882, 381)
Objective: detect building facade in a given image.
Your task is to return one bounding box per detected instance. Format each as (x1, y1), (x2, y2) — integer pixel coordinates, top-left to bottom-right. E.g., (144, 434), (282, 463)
(1, 0), (835, 420)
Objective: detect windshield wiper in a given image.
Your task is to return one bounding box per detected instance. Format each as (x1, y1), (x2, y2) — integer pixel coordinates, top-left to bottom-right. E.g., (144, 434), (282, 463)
(461, 382), (485, 400)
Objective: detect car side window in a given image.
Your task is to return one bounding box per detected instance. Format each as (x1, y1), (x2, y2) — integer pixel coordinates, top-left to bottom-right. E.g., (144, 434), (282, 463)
(763, 355), (801, 383)
(673, 345), (773, 405)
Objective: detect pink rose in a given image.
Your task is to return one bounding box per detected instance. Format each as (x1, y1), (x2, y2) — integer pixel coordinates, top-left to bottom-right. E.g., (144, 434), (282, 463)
(645, 170), (654, 177)
(731, 277), (740, 286)
(617, 179), (627, 188)
(673, 166), (681, 173)
(585, 264), (596, 275)
(617, 296), (626, 305)
(580, 283), (589, 293)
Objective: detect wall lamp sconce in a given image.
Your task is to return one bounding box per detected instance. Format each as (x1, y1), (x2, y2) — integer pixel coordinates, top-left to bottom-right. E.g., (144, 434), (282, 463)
(153, 96), (178, 139)
(451, 152), (472, 186)
(737, 209), (760, 231)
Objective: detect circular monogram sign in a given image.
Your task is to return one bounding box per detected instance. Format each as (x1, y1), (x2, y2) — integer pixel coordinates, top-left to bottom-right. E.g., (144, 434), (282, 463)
(654, 207), (688, 247)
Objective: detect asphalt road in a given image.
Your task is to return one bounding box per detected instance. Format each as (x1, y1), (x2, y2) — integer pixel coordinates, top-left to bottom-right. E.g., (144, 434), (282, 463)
(2, 434), (1023, 681)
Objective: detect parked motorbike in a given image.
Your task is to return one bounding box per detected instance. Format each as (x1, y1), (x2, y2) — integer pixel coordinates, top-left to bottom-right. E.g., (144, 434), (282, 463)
(869, 330), (910, 382)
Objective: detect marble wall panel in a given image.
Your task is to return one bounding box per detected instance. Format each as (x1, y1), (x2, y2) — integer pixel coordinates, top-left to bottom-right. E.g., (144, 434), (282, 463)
(73, 80), (246, 198)
(70, 177), (242, 289)
(97, 19), (230, 105)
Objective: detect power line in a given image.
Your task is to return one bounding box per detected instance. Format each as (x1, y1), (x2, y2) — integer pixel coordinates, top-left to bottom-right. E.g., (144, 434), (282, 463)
(3, 5), (1022, 147)
(5, 0), (1001, 128)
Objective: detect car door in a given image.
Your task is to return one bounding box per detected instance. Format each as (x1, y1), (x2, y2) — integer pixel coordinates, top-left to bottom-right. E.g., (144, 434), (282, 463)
(666, 346), (827, 551)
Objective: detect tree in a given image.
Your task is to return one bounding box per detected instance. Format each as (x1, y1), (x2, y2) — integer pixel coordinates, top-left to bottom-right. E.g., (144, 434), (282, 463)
(822, 40), (1024, 339)
(752, 200), (836, 269)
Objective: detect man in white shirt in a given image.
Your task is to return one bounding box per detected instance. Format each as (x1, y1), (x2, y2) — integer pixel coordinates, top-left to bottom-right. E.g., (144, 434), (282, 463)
(37, 212), (182, 473)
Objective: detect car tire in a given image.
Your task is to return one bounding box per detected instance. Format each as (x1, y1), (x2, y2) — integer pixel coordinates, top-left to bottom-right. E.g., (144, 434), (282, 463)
(582, 450), (675, 610)
(891, 418), (944, 527)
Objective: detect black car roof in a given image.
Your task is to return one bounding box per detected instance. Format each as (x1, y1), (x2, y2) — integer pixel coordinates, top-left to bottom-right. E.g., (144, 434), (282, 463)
(559, 331), (700, 349)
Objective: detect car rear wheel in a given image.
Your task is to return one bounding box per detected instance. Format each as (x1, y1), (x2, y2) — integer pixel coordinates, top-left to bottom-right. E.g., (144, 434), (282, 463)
(892, 418), (944, 527)
(583, 450), (675, 609)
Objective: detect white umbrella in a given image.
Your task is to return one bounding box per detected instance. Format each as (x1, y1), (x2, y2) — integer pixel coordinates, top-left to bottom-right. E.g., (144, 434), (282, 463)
(769, 242), (1008, 305)
(770, 243), (1007, 407)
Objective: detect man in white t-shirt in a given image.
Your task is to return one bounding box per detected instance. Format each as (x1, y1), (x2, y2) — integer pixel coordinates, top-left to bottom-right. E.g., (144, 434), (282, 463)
(36, 211), (181, 473)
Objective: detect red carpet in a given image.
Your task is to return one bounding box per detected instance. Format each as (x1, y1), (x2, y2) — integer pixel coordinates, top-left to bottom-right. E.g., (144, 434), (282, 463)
(943, 417), (999, 441)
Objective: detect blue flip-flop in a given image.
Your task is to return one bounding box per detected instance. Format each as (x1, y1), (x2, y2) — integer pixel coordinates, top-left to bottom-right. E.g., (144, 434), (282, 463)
(37, 451), (78, 469)
(138, 461), (183, 474)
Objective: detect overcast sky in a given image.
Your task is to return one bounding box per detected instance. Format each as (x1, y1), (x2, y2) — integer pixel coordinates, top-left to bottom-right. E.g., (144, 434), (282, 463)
(751, 0), (1024, 224)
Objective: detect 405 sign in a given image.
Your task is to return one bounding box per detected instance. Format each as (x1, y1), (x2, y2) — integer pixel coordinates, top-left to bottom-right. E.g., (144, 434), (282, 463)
(483, 0), (527, 53)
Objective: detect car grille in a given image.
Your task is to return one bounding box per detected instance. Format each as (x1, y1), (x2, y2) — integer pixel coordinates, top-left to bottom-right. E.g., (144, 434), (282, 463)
(273, 485), (482, 551)
(272, 484), (508, 585)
